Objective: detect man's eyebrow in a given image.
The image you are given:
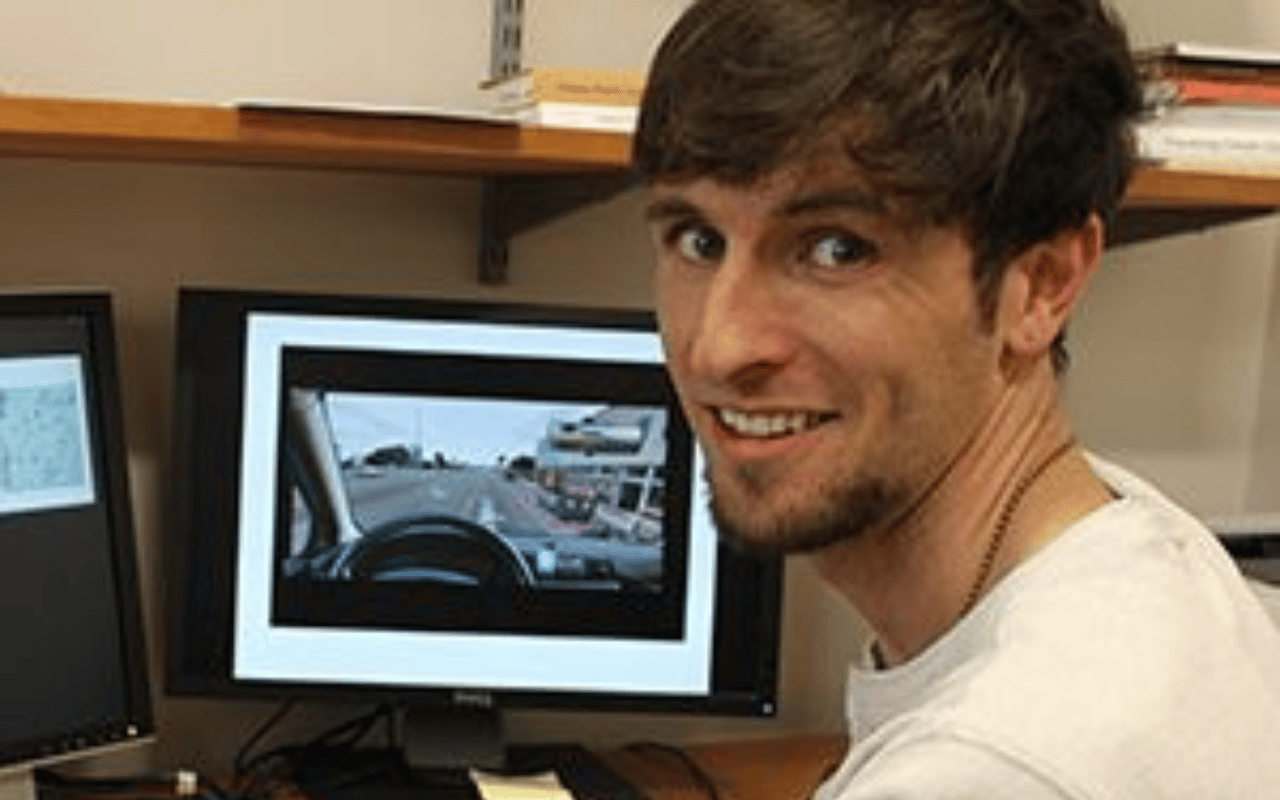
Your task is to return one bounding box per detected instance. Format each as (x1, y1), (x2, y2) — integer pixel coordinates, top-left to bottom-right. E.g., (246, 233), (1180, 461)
(782, 187), (888, 217)
(642, 186), (888, 224)
(643, 196), (702, 223)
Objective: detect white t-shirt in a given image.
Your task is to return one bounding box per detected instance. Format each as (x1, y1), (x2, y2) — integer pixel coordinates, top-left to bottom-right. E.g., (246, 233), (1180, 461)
(815, 458), (1280, 799)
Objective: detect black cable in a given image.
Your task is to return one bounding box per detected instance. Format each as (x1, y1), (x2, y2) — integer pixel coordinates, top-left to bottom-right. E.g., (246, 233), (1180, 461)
(306, 703), (394, 750)
(231, 702), (407, 800)
(233, 698), (299, 778)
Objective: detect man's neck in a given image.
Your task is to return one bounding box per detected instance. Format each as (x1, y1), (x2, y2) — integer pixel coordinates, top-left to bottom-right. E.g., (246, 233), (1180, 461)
(811, 362), (1112, 666)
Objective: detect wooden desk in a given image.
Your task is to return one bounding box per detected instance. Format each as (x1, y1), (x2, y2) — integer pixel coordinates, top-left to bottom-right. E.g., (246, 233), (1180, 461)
(74, 735), (847, 800)
(601, 735), (847, 800)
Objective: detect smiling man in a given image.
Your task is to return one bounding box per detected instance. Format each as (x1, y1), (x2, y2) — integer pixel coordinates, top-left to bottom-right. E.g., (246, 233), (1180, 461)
(636, 0), (1280, 797)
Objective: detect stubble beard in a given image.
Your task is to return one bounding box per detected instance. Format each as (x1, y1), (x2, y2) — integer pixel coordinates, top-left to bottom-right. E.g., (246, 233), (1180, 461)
(705, 460), (908, 555)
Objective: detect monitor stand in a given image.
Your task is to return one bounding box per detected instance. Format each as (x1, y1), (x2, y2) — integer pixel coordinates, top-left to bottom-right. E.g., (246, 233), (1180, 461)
(399, 710), (643, 800)
(0, 769), (36, 800)
(398, 706), (505, 772)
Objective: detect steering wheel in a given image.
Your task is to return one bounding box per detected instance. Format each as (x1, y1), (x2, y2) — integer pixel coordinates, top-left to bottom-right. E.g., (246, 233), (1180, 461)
(333, 515), (536, 587)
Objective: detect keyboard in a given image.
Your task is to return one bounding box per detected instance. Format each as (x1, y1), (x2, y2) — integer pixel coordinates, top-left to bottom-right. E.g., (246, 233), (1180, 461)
(286, 743), (641, 800)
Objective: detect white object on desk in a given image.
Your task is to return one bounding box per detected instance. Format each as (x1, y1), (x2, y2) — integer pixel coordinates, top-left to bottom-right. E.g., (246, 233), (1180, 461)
(471, 769), (574, 800)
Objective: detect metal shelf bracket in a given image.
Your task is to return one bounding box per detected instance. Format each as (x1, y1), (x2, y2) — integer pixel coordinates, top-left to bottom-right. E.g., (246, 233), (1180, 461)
(490, 0), (524, 83)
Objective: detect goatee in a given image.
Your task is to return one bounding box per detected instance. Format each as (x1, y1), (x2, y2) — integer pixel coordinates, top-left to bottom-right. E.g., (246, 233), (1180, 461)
(706, 462), (906, 555)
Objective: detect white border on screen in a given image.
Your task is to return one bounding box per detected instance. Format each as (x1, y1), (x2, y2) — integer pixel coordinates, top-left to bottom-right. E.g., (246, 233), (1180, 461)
(233, 311), (719, 696)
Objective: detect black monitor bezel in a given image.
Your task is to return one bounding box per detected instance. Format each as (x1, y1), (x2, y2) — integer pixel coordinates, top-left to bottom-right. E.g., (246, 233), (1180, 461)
(165, 287), (782, 717)
(0, 291), (154, 771)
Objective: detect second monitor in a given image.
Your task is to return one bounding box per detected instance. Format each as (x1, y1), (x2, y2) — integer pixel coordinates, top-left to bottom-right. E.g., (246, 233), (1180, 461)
(166, 288), (783, 765)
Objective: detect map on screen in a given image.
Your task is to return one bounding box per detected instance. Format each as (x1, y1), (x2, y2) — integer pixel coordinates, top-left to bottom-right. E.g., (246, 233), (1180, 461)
(0, 355), (95, 515)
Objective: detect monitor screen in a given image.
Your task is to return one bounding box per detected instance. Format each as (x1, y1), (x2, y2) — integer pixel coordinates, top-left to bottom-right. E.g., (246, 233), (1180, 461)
(0, 293), (153, 798)
(166, 288), (781, 725)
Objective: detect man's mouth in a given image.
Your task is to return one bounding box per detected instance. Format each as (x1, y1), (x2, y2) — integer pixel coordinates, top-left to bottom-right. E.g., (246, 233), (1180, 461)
(715, 407), (837, 439)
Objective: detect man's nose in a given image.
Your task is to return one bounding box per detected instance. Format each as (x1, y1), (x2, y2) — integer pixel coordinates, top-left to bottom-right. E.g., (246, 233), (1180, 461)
(687, 257), (794, 388)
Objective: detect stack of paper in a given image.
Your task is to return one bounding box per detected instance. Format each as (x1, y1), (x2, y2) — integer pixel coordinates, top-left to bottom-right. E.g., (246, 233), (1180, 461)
(1137, 42), (1280, 175)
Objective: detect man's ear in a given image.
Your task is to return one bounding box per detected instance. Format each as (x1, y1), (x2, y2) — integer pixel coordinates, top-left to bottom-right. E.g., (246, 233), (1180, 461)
(999, 213), (1104, 360)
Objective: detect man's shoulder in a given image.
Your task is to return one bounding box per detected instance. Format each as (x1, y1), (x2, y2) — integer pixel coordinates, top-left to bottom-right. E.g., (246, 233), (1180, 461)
(843, 470), (1280, 797)
(935, 517), (1280, 790)
(846, 611), (1280, 797)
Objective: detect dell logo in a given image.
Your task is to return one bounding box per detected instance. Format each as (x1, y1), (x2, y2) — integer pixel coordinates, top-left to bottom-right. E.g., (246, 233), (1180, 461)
(452, 690), (495, 709)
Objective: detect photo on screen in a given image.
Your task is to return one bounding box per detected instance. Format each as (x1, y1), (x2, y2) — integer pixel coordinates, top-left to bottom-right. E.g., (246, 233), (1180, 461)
(0, 355), (95, 515)
(280, 390), (671, 591)
(258, 338), (698, 644)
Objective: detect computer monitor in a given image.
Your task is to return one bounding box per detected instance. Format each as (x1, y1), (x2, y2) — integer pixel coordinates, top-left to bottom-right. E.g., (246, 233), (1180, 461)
(0, 293), (154, 800)
(165, 288), (782, 766)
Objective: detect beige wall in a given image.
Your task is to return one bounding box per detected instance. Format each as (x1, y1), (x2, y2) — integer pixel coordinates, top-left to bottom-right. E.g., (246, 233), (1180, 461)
(3, 0), (1280, 777)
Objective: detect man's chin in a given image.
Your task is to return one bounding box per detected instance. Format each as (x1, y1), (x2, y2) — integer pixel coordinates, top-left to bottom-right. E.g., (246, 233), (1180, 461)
(710, 504), (854, 555)
(705, 474), (903, 556)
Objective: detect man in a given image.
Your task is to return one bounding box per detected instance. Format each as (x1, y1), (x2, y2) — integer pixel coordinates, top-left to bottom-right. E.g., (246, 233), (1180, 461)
(635, 0), (1280, 796)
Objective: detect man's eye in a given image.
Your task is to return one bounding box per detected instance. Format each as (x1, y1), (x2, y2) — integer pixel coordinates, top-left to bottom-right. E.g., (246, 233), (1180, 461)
(808, 233), (876, 270)
(672, 225), (726, 263)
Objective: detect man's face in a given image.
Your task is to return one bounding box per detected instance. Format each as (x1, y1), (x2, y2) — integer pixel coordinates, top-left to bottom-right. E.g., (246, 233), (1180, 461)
(647, 150), (1007, 554)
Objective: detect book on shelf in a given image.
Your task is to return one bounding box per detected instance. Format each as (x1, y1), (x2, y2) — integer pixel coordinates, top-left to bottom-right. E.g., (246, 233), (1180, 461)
(1140, 41), (1280, 108)
(481, 66), (644, 132)
(499, 101), (638, 133)
(1137, 129), (1280, 176)
(1137, 105), (1280, 175)
(1145, 74), (1280, 108)
(1139, 41), (1280, 81)
(483, 66), (645, 107)
(1136, 42), (1280, 175)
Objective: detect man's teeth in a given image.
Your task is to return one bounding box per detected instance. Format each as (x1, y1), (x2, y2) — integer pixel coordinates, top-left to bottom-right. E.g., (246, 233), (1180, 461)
(718, 408), (814, 437)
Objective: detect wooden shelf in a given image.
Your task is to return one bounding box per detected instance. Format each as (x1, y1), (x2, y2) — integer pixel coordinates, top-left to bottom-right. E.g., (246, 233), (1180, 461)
(6, 94), (1279, 189)
(1127, 167), (1280, 208)
(1116, 166), (1280, 244)
(0, 94), (632, 176)
(3, 94), (1280, 269)
(0, 94), (635, 282)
